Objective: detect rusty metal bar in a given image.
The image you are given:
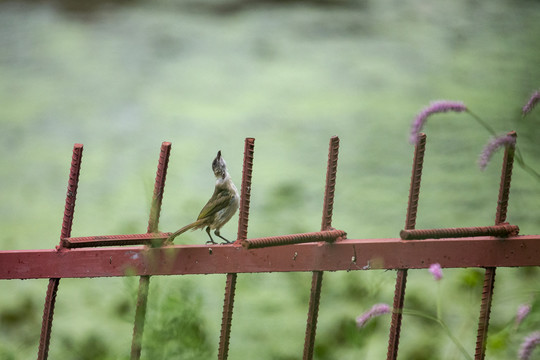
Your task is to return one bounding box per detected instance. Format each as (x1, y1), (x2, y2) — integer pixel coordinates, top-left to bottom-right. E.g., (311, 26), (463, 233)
(218, 138), (255, 360)
(494, 132), (516, 226)
(475, 267), (496, 360)
(62, 233), (168, 248)
(400, 224), (519, 240)
(320, 136), (339, 230)
(62, 229), (345, 250)
(146, 142), (171, 234)
(131, 276), (150, 360)
(218, 273), (237, 360)
(234, 138), (255, 244)
(38, 280), (59, 360)
(304, 271), (323, 359)
(38, 143), (83, 360)
(242, 229), (346, 249)
(2, 235), (540, 279)
(388, 133), (426, 360)
(404, 133), (426, 231)
(131, 142), (171, 360)
(303, 136), (340, 360)
(475, 132), (516, 360)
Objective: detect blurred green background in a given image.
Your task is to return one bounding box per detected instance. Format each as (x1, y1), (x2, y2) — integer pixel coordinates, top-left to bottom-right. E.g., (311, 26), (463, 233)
(1, 0), (540, 359)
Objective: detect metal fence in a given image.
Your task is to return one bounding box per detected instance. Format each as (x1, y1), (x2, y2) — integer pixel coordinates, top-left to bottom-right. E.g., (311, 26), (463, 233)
(1, 133), (538, 360)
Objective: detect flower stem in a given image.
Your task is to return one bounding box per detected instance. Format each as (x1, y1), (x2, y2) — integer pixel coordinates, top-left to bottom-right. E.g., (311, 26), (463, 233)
(469, 109), (540, 183)
(515, 147), (540, 181)
(438, 319), (473, 360)
(403, 309), (473, 360)
(436, 282), (442, 321)
(466, 110), (497, 136)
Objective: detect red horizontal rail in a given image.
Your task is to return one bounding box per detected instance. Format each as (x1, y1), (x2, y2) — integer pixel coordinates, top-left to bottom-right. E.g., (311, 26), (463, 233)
(2, 235), (539, 280)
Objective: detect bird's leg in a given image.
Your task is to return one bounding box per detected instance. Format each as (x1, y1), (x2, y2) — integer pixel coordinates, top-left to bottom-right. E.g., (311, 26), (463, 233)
(215, 229), (232, 244)
(205, 227), (216, 244)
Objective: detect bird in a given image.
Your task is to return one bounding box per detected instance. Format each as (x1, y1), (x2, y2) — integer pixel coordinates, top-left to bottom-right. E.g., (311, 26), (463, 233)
(167, 151), (240, 244)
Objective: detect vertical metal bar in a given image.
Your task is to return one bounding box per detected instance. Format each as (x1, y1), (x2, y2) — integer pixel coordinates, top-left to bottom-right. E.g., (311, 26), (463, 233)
(474, 132), (516, 360)
(147, 142), (172, 234)
(218, 273), (238, 360)
(493, 132), (516, 226)
(320, 136), (340, 231)
(474, 267), (496, 360)
(131, 276), (150, 358)
(403, 134), (426, 232)
(38, 143), (83, 360)
(387, 133), (427, 360)
(235, 138), (255, 244)
(303, 136), (340, 360)
(217, 138), (255, 360)
(303, 271), (323, 359)
(131, 142), (172, 360)
(38, 280), (59, 360)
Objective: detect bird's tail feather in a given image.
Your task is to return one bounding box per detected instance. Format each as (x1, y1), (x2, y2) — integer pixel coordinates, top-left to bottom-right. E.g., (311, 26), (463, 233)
(167, 219), (205, 242)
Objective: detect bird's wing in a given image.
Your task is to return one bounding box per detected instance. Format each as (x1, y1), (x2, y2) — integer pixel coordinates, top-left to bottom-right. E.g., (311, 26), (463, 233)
(197, 188), (234, 220)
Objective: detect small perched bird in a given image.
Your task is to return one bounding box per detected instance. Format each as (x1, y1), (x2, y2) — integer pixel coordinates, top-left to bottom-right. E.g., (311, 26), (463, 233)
(167, 151), (240, 244)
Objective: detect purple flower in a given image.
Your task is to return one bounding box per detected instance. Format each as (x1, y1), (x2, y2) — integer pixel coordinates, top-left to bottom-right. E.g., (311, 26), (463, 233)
(519, 331), (540, 360)
(522, 90), (540, 116)
(410, 100), (467, 145)
(478, 134), (517, 171)
(429, 263), (443, 281)
(516, 304), (532, 327)
(356, 303), (391, 328)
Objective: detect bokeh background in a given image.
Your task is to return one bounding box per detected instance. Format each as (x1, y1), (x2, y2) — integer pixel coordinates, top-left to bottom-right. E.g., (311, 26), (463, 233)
(1, 0), (539, 359)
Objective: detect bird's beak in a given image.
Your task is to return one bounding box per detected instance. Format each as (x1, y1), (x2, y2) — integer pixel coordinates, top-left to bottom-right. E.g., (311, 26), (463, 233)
(217, 150), (221, 159)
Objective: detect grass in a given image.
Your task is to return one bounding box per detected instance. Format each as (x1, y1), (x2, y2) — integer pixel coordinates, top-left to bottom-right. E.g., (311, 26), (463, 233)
(1, 0), (540, 359)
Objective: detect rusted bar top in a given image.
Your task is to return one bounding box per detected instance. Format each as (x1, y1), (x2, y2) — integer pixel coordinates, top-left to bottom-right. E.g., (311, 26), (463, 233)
(400, 224), (519, 240)
(241, 229), (346, 249)
(63, 229), (346, 249)
(2, 235), (540, 280)
(62, 233), (170, 248)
